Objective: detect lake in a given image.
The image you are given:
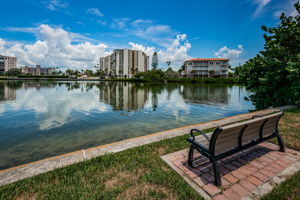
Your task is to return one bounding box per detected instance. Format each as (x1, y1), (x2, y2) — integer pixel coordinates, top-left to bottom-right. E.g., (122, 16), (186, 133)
(0, 80), (255, 169)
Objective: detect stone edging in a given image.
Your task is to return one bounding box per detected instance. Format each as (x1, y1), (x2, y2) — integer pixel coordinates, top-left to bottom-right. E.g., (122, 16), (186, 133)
(244, 161), (300, 200)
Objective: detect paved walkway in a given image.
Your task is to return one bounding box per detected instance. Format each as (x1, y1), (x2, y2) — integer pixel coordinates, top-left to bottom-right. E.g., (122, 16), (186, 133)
(0, 105), (296, 186)
(162, 142), (300, 200)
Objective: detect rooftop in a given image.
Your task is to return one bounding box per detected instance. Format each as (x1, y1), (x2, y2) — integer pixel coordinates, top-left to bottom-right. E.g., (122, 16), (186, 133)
(186, 58), (229, 61)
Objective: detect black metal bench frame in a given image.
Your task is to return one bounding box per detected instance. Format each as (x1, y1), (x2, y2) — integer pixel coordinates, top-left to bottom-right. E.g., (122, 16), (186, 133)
(186, 113), (285, 186)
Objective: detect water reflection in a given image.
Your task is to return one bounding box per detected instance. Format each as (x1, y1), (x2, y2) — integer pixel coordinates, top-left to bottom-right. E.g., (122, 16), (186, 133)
(0, 81), (254, 169)
(98, 82), (148, 111)
(181, 85), (228, 106)
(0, 81), (17, 102)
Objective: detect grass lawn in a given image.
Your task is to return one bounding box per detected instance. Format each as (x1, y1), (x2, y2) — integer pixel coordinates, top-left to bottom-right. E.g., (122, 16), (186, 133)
(0, 108), (299, 200)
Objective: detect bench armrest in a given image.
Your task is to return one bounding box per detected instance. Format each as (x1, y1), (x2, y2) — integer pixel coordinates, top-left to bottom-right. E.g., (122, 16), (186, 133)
(190, 129), (210, 142)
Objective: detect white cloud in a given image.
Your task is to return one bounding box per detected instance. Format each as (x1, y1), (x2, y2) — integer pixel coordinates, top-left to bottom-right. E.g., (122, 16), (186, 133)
(110, 18), (177, 48)
(0, 24), (111, 69)
(214, 45), (244, 65)
(274, 0), (298, 17)
(44, 0), (69, 11)
(86, 8), (104, 17)
(129, 34), (191, 70)
(253, 0), (272, 18)
(111, 18), (130, 29)
(128, 42), (155, 56)
(97, 20), (107, 26)
(131, 19), (153, 27)
(3, 27), (38, 34)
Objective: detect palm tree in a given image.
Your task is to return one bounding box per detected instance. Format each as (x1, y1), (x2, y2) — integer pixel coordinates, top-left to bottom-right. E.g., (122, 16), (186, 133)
(165, 61), (171, 70)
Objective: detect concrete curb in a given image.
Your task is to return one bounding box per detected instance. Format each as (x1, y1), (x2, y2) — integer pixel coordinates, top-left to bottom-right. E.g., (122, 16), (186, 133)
(0, 105), (297, 186)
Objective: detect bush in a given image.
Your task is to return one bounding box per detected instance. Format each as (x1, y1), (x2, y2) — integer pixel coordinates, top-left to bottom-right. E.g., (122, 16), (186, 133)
(17, 75), (69, 78)
(5, 68), (21, 76)
(237, 3), (300, 109)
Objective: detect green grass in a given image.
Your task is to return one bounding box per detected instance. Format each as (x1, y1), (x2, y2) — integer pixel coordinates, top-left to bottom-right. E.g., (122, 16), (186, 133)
(0, 134), (203, 200)
(261, 170), (300, 200)
(0, 109), (299, 200)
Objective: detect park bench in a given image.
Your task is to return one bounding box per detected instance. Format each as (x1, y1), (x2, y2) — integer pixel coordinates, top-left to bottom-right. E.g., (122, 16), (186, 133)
(187, 112), (285, 186)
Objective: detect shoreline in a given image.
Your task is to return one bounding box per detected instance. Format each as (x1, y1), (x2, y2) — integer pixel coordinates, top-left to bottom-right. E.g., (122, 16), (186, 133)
(0, 77), (240, 83)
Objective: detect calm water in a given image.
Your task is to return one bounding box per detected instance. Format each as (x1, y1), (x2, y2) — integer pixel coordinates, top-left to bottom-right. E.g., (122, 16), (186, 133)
(0, 81), (255, 169)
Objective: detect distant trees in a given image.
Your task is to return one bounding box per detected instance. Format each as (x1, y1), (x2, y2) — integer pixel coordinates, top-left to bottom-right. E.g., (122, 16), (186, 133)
(5, 68), (22, 76)
(134, 69), (167, 81)
(165, 67), (179, 78)
(237, 2), (300, 108)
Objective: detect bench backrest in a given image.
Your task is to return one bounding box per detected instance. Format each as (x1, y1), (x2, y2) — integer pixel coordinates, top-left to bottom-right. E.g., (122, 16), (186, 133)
(209, 112), (283, 156)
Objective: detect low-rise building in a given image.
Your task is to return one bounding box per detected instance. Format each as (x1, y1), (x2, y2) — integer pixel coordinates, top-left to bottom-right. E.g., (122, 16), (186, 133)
(181, 58), (229, 77)
(0, 55), (17, 74)
(21, 65), (55, 75)
(100, 49), (149, 78)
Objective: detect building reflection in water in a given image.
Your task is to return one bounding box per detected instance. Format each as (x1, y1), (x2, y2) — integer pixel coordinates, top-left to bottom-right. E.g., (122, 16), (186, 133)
(180, 84), (229, 106)
(0, 81), (17, 102)
(98, 82), (230, 112)
(98, 82), (148, 111)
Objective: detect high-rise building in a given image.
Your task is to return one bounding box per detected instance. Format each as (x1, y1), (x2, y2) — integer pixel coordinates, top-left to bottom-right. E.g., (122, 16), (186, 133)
(0, 55), (17, 74)
(181, 58), (229, 77)
(151, 52), (158, 69)
(100, 49), (149, 78)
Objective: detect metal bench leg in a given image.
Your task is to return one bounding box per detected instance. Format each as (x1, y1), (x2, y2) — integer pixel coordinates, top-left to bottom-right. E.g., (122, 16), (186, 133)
(188, 145), (195, 168)
(275, 132), (285, 152)
(212, 160), (222, 186)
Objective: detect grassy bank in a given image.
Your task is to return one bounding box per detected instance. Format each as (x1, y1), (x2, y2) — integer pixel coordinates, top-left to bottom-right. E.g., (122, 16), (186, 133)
(0, 108), (298, 200)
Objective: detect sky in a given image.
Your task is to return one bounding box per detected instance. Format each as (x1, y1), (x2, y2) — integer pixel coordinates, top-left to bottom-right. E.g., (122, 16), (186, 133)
(0, 0), (297, 70)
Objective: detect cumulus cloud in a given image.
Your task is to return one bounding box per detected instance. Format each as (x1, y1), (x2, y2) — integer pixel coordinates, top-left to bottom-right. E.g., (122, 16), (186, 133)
(86, 8), (104, 17)
(253, 0), (272, 18)
(129, 34), (191, 70)
(0, 24), (111, 70)
(214, 45), (244, 65)
(128, 42), (155, 57)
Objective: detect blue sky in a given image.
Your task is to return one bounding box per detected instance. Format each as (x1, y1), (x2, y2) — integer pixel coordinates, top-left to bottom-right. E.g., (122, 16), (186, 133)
(0, 0), (297, 70)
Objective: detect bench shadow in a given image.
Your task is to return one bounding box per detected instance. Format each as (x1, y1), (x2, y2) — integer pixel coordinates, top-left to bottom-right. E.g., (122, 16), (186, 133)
(181, 145), (275, 185)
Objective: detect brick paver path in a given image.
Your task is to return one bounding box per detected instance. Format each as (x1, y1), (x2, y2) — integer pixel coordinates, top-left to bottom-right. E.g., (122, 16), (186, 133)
(162, 142), (300, 200)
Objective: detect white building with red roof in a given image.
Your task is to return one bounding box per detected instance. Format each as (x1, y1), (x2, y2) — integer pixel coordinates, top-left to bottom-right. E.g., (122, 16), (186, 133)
(181, 58), (229, 78)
